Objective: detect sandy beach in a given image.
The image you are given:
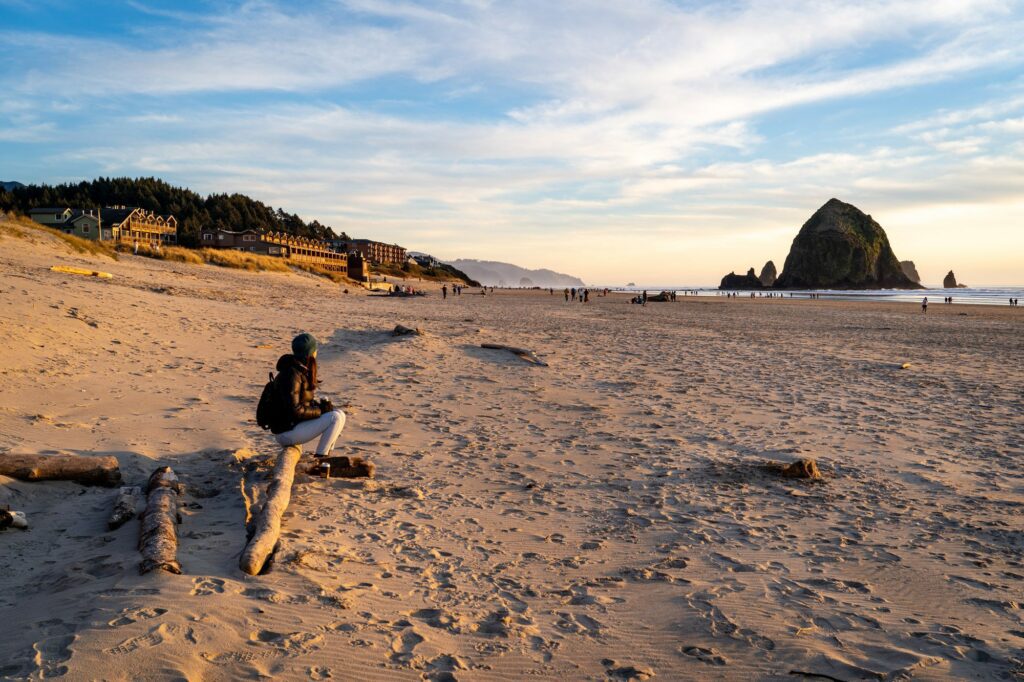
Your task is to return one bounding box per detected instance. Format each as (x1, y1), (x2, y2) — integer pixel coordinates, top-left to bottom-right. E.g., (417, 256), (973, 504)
(1, 226), (1022, 681)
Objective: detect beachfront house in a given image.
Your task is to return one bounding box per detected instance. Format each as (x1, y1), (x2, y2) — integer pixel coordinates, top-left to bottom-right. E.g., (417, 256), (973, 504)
(28, 206), (177, 245)
(333, 238), (407, 265)
(200, 227), (349, 276)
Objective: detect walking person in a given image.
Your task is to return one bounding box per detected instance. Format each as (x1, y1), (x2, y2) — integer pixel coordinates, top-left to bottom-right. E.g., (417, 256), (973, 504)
(265, 333), (346, 460)
(922, 296), (928, 314)
(442, 284), (448, 300)
(642, 290), (648, 307)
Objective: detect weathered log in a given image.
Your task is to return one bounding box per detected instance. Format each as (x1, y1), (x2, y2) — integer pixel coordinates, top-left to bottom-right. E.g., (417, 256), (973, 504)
(481, 343), (548, 366)
(240, 446), (302, 576)
(108, 486), (143, 530)
(139, 467), (183, 575)
(0, 453), (121, 486)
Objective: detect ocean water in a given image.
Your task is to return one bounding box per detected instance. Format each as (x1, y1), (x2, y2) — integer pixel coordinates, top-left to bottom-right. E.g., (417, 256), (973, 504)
(608, 286), (1024, 306)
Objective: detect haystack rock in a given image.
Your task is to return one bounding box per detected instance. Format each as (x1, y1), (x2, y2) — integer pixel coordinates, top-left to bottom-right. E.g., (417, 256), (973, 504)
(900, 261), (921, 284)
(719, 267), (764, 290)
(774, 198), (922, 290)
(943, 270), (967, 288)
(759, 260), (777, 287)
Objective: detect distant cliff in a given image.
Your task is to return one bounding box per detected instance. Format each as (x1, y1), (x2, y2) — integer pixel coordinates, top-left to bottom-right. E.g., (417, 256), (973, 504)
(446, 259), (584, 288)
(900, 261), (922, 284)
(774, 199), (922, 290)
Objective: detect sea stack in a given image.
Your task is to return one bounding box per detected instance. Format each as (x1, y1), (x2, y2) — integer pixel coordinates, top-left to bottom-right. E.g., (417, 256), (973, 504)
(774, 198), (922, 289)
(720, 267), (764, 290)
(759, 261), (777, 287)
(900, 261), (922, 284)
(943, 270), (967, 288)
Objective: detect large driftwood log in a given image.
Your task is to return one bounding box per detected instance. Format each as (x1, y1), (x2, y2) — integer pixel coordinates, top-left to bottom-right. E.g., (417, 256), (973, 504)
(108, 486), (143, 530)
(240, 446), (302, 576)
(0, 453), (121, 486)
(139, 467), (183, 575)
(392, 324), (423, 336)
(480, 343), (549, 366)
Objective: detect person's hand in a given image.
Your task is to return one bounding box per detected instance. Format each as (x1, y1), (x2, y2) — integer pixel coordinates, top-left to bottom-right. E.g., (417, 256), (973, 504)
(320, 398), (335, 413)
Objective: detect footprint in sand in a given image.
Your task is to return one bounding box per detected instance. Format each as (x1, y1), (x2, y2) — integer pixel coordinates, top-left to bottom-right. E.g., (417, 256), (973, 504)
(108, 606), (168, 627)
(681, 645), (728, 666)
(191, 577), (227, 596)
(387, 629), (425, 666)
(600, 658), (655, 680)
(31, 634), (76, 678)
(105, 623), (187, 655)
(423, 653), (469, 681)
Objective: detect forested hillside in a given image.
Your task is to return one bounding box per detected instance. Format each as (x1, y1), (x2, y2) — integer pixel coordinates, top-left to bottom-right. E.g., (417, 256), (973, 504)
(0, 177), (346, 247)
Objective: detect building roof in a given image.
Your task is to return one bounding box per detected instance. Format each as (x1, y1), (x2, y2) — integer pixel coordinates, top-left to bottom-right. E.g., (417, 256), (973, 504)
(29, 207), (71, 213)
(101, 207), (140, 227)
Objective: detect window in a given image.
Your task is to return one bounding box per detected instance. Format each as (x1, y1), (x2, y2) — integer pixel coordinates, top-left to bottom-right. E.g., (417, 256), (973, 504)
(218, 234), (224, 240)
(243, 234), (256, 242)
(82, 225), (90, 233)
(202, 234), (213, 241)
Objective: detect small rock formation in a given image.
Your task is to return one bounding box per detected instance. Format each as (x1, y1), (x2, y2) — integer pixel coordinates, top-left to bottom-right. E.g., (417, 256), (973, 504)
(759, 260), (777, 287)
(943, 270), (967, 288)
(774, 198), (922, 289)
(719, 267), (764, 290)
(900, 260), (922, 284)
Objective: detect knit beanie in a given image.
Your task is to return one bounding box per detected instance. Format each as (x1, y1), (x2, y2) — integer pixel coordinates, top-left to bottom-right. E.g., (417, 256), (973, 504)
(291, 332), (318, 359)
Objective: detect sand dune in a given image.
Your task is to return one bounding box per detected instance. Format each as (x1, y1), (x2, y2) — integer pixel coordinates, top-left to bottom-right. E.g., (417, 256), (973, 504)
(1, 225), (1022, 680)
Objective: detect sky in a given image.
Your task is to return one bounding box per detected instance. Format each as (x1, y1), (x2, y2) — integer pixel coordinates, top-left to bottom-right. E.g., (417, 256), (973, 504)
(1, 0), (1023, 286)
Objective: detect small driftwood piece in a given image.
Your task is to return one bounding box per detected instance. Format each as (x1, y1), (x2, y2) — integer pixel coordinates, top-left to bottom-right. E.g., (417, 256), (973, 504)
(0, 453), (121, 486)
(480, 343), (548, 366)
(766, 458), (822, 480)
(240, 445), (302, 576)
(392, 324), (423, 337)
(108, 486), (143, 530)
(139, 467), (183, 574)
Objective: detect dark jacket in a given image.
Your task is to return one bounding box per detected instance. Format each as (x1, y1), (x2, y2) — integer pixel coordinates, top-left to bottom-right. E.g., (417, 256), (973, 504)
(270, 354), (322, 434)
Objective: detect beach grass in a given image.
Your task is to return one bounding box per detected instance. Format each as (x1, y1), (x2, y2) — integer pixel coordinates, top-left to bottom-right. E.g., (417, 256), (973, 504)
(1, 212), (119, 260)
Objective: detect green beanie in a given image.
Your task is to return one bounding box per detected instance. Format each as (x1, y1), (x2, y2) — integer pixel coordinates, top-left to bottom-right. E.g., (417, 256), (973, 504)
(291, 332), (318, 359)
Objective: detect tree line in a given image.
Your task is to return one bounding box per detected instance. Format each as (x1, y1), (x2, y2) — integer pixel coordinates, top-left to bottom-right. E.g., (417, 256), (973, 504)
(0, 177), (348, 247)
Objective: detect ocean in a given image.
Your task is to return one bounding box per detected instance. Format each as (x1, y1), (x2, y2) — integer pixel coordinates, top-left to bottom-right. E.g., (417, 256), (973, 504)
(607, 286), (1024, 306)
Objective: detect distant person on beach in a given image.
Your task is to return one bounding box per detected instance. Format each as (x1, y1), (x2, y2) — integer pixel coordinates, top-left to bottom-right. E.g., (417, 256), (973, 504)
(264, 333), (345, 459)
(442, 284), (447, 300)
(642, 290), (648, 306)
(922, 297), (928, 313)
(564, 288), (569, 302)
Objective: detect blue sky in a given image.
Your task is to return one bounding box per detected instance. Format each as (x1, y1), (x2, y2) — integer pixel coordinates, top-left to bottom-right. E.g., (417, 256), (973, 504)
(2, 0), (1023, 285)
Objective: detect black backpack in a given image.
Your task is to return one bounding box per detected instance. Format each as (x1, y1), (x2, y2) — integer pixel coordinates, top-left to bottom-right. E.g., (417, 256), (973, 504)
(256, 372), (277, 430)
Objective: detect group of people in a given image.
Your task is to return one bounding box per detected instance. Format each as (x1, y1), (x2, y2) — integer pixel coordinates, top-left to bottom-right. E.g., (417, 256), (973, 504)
(564, 287), (591, 303)
(440, 284), (466, 299)
(1011, 298), (1020, 307)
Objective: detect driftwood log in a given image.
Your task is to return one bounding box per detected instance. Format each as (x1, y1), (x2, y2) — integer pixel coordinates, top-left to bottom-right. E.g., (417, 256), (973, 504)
(139, 467), (183, 575)
(480, 343), (548, 366)
(0, 453), (121, 486)
(108, 486), (143, 530)
(240, 446), (302, 576)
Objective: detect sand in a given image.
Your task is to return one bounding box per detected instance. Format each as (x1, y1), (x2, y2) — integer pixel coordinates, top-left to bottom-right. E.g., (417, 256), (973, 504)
(1, 222), (1022, 681)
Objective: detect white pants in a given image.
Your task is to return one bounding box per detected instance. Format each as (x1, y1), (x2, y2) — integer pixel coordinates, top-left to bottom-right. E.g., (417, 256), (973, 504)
(275, 409), (346, 456)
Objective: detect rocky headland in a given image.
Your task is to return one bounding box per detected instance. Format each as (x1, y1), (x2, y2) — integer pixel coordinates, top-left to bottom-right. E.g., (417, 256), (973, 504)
(900, 260), (922, 284)
(773, 198), (922, 290)
(759, 260), (777, 287)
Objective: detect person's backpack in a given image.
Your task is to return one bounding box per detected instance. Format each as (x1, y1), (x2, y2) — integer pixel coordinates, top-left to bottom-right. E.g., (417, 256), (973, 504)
(255, 372), (278, 430)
